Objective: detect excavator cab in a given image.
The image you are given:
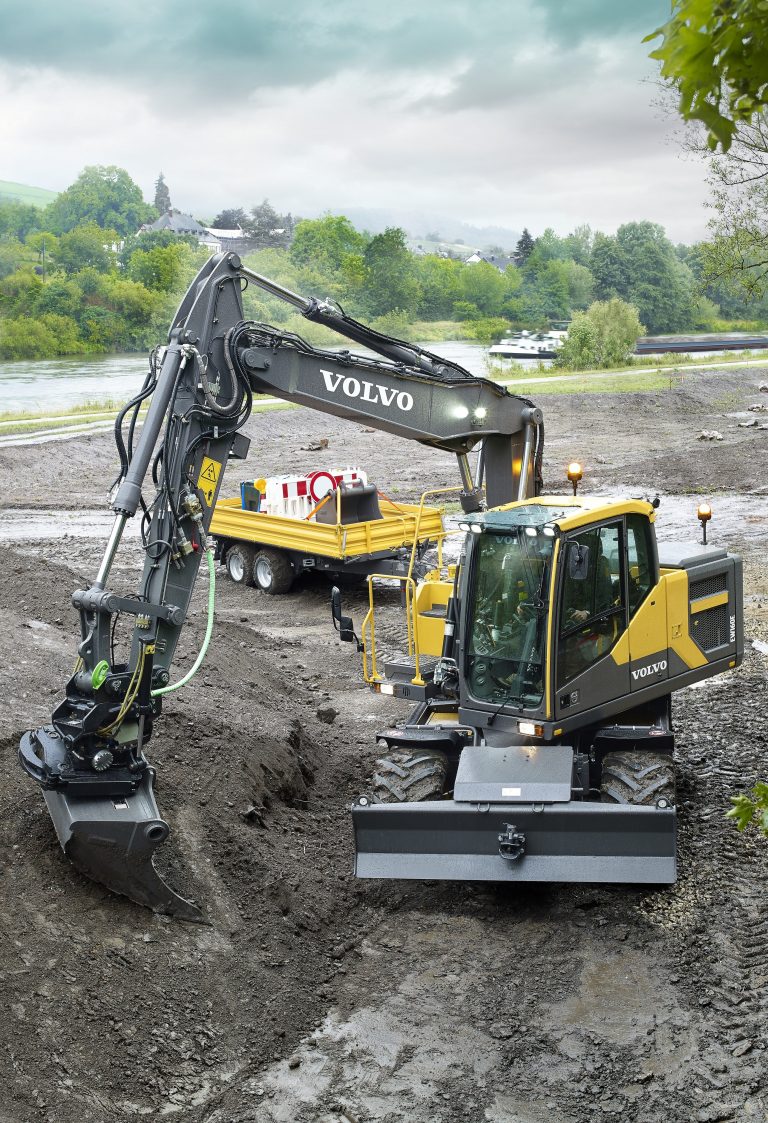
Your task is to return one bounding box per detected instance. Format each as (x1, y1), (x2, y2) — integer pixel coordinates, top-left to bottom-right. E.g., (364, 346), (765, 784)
(456, 497), (742, 734)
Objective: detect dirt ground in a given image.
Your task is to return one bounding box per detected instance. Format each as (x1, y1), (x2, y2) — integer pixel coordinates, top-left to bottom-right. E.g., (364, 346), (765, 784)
(0, 363), (767, 1123)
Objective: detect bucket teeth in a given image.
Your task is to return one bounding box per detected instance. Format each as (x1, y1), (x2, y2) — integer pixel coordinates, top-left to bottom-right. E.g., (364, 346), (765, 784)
(41, 769), (205, 924)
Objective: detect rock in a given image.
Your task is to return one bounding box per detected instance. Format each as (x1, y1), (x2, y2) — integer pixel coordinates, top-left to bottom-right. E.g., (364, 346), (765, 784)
(738, 419), (759, 428)
(696, 1104), (738, 1122)
(300, 438), (329, 451)
(759, 382), (768, 392)
(316, 705), (338, 724)
(288, 1055), (301, 1069)
(697, 430), (723, 440)
(748, 403), (768, 412)
(240, 805), (266, 827)
(732, 1039), (752, 1056)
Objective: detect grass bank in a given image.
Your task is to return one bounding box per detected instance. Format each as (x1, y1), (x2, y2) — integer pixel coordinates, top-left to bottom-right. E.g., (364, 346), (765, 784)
(505, 370), (682, 396)
(486, 347), (768, 381)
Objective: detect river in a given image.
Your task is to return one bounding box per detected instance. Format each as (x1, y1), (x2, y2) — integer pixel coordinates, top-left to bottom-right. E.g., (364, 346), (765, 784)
(0, 343), (549, 415)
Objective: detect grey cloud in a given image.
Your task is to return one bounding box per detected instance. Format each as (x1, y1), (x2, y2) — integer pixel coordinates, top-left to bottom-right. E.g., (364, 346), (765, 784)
(535, 0), (669, 46)
(0, 1), (491, 89)
(0, 0), (652, 103)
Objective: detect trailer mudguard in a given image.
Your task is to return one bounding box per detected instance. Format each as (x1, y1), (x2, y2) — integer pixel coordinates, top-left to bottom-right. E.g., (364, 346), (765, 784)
(353, 800), (676, 884)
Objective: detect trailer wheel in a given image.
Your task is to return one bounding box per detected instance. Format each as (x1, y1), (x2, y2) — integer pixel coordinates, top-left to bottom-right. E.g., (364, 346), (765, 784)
(225, 544), (257, 587)
(371, 750), (448, 804)
(600, 751), (675, 807)
(253, 548), (294, 595)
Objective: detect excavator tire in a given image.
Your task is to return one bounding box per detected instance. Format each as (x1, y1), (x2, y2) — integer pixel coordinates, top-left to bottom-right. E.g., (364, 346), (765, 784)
(600, 750), (675, 807)
(371, 749), (448, 804)
(253, 548), (294, 595)
(225, 543), (257, 587)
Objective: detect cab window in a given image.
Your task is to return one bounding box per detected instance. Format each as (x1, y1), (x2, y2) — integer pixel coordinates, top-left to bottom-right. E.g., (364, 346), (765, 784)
(557, 522), (624, 684)
(626, 514), (654, 616)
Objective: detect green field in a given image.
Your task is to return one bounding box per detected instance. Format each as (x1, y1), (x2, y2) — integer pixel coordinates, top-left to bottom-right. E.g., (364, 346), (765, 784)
(0, 179), (58, 207)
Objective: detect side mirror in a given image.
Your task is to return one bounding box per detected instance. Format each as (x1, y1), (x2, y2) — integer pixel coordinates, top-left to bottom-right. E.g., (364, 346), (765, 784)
(331, 586), (357, 644)
(568, 542), (590, 581)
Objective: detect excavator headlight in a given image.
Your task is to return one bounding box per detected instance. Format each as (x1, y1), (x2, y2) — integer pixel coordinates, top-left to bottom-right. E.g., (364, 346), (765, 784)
(542, 525), (556, 537)
(518, 721), (544, 737)
(470, 524), (483, 534)
(453, 406), (470, 419)
(458, 521), (471, 532)
(474, 407), (487, 419)
(524, 526), (538, 537)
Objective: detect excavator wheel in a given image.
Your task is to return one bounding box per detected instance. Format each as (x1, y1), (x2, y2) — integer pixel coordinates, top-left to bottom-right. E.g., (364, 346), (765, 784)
(600, 750), (675, 807)
(371, 749), (448, 804)
(225, 543), (257, 587)
(253, 547), (294, 595)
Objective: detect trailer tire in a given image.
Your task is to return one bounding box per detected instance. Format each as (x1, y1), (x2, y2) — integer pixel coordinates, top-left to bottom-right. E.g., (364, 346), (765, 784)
(371, 749), (447, 804)
(225, 543), (257, 587)
(253, 548), (294, 595)
(600, 750), (675, 807)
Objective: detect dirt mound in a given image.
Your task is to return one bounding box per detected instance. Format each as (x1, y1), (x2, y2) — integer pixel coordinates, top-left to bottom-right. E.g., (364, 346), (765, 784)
(0, 547), (388, 1122)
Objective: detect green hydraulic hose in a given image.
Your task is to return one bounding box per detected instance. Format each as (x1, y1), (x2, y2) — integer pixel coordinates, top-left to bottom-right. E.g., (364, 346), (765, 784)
(151, 546), (216, 697)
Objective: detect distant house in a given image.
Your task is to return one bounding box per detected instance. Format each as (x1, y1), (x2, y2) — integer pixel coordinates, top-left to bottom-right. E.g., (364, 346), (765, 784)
(202, 226), (248, 253)
(137, 210), (251, 254)
(464, 251), (515, 272)
(140, 208), (205, 237)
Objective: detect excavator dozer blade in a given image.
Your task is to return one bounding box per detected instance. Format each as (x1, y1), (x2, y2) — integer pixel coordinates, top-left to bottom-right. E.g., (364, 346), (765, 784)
(41, 769), (205, 923)
(353, 799), (677, 884)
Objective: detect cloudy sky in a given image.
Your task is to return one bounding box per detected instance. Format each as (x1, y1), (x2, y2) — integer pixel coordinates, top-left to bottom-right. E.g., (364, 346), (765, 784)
(0, 0), (709, 242)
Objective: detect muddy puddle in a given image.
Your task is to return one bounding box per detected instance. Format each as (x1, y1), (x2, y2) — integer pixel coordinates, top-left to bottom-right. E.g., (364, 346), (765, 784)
(0, 508), (138, 541)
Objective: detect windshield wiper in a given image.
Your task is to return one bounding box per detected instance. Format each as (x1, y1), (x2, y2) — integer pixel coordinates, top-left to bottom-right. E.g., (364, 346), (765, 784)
(487, 686), (523, 726)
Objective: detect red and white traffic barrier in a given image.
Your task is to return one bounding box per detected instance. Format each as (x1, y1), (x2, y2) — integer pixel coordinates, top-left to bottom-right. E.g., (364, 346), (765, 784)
(257, 468), (367, 518)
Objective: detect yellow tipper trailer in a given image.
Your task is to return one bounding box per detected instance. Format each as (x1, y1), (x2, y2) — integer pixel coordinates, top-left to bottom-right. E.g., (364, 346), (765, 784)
(210, 489), (446, 594)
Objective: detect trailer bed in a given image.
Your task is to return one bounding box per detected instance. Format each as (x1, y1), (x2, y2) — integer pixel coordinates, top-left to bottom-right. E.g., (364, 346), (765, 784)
(210, 496), (445, 561)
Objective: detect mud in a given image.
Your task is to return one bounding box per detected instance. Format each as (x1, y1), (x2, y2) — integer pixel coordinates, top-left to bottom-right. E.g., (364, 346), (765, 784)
(0, 365), (766, 1123)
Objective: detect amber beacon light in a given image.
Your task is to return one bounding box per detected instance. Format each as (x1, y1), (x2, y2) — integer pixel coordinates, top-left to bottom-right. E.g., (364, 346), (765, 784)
(697, 502), (712, 544)
(566, 462), (583, 496)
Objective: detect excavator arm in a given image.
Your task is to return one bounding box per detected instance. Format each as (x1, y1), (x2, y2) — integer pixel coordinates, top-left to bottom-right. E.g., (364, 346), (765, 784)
(18, 251), (543, 919)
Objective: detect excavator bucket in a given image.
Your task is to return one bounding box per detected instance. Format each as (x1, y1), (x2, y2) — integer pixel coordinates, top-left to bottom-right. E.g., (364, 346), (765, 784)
(20, 730), (204, 922)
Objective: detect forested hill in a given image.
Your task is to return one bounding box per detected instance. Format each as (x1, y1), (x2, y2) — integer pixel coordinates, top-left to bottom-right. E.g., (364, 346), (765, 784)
(0, 179), (58, 208)
(0, 164), (765, 362)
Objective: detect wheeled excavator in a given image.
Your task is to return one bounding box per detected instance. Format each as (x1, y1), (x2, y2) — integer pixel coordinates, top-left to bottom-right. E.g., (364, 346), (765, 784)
(18, 252), (743, 916)
(336, 490), (742, 884)
(18, 252), (544, 920)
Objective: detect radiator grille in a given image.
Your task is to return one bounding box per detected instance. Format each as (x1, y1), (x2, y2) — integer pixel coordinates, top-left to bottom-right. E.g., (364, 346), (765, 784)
(690, 603), (729, 651)
(689, 574), (727, 600)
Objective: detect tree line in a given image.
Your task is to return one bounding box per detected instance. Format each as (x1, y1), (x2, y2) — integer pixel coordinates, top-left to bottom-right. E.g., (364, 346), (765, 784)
(0, 163), (766, 362)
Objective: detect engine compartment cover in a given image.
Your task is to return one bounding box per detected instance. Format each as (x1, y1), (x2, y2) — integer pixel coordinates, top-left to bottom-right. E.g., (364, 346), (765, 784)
(454, 744), (573, 803)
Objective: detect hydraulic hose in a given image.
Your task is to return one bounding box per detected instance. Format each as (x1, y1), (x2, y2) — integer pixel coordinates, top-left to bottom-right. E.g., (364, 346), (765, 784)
(151, 547), (215, 697)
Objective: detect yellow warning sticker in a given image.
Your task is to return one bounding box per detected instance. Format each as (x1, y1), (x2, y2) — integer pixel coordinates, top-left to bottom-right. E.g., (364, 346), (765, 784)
(197, 456), (222, 506)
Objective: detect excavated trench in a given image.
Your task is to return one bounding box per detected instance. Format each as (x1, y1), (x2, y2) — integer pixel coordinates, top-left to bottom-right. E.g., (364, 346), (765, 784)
(0, 366), (767, 1122)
